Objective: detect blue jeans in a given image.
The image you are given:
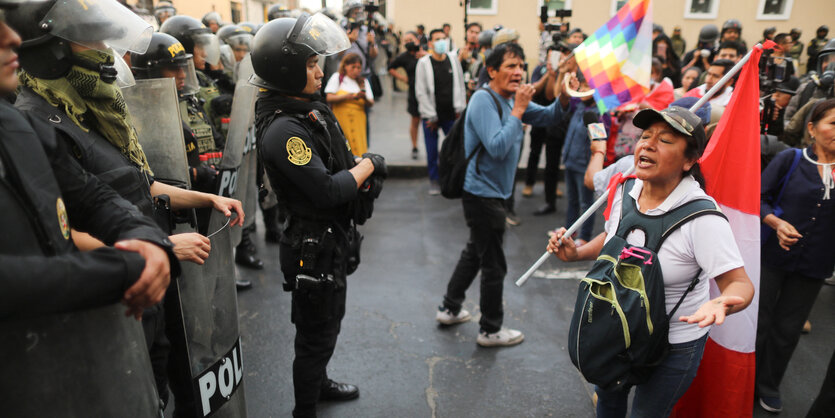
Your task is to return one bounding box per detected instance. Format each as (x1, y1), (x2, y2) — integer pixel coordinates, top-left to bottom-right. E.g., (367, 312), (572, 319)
(595, 333), (708, 418)
(564, 168), (595, 241)
(422, 118), (455, 181)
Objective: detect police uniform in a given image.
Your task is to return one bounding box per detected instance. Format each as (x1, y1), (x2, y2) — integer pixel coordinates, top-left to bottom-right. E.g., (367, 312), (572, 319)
(252, 13), (384, 417)
(258, 98), (361, 417)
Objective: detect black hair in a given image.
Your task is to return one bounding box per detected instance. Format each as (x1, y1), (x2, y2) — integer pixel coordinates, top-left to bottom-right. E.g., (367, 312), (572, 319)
(718, 40), (741, 54)
(429, 28), (445, 40)
(485, 42), (525, 72)
(684, 137), (707, 189)
(774, 33), (790, 44)
(710, 59), (734, 75)
(466, 22), (482, 31)
(809, 98), (835, 126)
(417, 24), (425, 31)
(442, 23), (451, 29)
(651, 57), (663, 72)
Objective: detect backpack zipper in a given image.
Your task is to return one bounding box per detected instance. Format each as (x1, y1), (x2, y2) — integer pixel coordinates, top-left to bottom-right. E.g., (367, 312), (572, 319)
(576, 289), (591, 377)
(584, 278), (631, 349)
(598, 255), (654, 335)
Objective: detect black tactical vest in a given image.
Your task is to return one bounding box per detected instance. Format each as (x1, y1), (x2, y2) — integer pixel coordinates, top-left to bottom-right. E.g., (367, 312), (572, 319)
(16, 88), (154, 217)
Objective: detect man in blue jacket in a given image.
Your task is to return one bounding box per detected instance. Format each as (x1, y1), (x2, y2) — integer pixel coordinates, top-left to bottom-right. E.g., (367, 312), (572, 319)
(435, 42), (568, 346)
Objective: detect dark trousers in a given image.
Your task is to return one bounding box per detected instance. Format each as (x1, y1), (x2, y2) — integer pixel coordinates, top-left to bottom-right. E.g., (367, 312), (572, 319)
(442, 192), (507, 333)
(141, 303), (170, 408)
(807, 349), (835, 418)
(280, 240), (348, 418)
(524, 126), (563, 206)
(422, 118), (455, 181)
(755, 265), (825, 398)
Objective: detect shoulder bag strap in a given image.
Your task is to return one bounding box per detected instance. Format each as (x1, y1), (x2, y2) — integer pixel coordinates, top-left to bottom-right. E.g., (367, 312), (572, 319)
(773, 148), (803, 209)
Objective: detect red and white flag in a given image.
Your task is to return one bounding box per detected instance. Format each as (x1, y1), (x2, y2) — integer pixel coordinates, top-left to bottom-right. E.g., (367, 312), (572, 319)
(672, 41), (772, 418)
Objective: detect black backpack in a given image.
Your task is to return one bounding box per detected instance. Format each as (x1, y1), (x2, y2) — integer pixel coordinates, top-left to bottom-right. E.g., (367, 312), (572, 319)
(568, 178), (726, 390)
(438, 88), (502, 199)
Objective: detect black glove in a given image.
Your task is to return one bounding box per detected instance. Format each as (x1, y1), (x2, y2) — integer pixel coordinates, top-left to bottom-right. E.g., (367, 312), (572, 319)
(360, 176), (384, 199)
(362, 152), (387, 178)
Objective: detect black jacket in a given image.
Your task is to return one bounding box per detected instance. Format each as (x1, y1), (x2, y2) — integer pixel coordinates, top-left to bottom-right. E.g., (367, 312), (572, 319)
(0, 100), (176, 319)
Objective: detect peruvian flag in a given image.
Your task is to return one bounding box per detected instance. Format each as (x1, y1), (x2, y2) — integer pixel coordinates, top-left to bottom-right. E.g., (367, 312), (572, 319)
(672, 42), (773, 417)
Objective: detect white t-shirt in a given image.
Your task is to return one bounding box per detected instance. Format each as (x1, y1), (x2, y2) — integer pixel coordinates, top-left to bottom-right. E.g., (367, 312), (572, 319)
(324, 73), (374, 101)
(604, 176), (744, 344)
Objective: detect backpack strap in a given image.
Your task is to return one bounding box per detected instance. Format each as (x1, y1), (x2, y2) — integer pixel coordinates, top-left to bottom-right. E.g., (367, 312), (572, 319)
(467, 88), (505, 174)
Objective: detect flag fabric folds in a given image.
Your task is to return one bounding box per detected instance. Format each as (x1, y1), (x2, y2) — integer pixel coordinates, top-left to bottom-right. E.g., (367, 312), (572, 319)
(573, 0), (653, 114)
(672, 43), (766, 418)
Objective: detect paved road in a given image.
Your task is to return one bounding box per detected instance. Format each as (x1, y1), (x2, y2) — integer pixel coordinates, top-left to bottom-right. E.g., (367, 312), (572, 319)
(234, 178), (834, 418)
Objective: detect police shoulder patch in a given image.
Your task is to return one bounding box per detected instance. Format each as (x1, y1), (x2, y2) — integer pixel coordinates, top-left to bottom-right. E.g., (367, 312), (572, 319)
(56, 197), (70, 240)
(286, 137), (312, 166)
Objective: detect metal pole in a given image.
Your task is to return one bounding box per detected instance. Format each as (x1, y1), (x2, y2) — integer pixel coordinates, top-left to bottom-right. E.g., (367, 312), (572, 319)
(514, 44), (765, 287)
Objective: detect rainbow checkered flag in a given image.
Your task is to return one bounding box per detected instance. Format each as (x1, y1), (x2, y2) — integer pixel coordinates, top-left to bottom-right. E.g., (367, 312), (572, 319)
(574, 0), (653, 113)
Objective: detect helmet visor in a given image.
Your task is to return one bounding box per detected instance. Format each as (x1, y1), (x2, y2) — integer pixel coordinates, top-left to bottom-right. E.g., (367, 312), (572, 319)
(292, 12), (350, 57)
(110, 48), (136, 88)
(193, 32), (221, 66)
(820, 52), (835, 73)
(226, 33), (253, 49)
(154, 58), (199, 96)
(43, 0), (153, 53)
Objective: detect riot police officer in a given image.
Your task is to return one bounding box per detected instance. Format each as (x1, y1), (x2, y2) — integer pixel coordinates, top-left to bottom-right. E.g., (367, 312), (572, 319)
(154, 0), (176, 26)
(267, 4), (292, 21)
(161, 15), (262, 276)
(252, 13), (386, 418)
(6, 0), (245, 408)
(0, 1), (177, 415)
(782, 39), (835, 146)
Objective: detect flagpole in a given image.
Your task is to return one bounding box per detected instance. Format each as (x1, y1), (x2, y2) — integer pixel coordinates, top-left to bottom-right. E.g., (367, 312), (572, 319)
(515, 43), (767, 288)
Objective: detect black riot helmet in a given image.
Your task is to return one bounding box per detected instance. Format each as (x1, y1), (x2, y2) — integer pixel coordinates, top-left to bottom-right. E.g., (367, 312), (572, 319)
(721, 19), (742, 37)
(267, 5), (291, 21)
(131, 32), (200, 95)
(698, 24), (719, 45)
(5, 0), (152, 79)
(817, 39), (835, 89)
(818, 25), (830, 38)
(239, 22), (259, 34)
(217, 24), (242, 43)
(250, 12), (349, 95)
(159, 15), (220, 67)
(153, 1), (176, 25)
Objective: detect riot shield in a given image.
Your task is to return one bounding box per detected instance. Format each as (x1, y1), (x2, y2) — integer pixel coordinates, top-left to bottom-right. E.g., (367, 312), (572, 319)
(230, 54), (259, 233)
(123, 78), (191, 189)
(190, 55), (253, 418)
(0, 304), (161, 417)
(125, 78), (246, 417)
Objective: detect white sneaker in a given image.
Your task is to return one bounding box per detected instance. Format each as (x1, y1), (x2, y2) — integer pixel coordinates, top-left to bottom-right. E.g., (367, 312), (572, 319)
(476, 327), (525, 347)
(436, 307), (471, 325)
(428, 181), (441, 196)
(825, 275), (835, 286)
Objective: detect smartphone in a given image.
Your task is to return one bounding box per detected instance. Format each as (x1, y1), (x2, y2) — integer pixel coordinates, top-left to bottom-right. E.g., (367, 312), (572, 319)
(549, 50), (562, 70)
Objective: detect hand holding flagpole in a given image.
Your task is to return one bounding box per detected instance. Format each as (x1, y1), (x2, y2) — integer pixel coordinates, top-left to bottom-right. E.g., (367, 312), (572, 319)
(515, 42), (773, 288)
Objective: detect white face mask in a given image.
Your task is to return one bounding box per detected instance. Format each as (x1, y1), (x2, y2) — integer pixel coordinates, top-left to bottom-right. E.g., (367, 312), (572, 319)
(433, 39), (448, 55)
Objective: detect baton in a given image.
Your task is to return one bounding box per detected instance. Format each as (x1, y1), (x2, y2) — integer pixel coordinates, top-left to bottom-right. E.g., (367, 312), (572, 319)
(515, 43), (766, 287)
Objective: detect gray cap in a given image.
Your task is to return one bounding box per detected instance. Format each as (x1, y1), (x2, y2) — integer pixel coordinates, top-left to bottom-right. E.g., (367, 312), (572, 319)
(633, 106), (707, 152)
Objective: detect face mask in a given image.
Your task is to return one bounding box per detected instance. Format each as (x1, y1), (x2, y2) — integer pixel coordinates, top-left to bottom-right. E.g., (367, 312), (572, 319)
(433, 39), (448, 55)
(405, 41), (419, 52)
(820, 61), (835, 88)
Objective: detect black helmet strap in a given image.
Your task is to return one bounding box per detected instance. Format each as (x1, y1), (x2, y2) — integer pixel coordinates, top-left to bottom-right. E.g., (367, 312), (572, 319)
(70, 54), (118, 83)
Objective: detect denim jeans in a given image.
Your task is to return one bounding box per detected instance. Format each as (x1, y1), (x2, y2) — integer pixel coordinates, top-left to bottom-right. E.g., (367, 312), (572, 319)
(595, 333), (708, 418)
(422, 118), (455, 181)
(564, 168), (595, 241)
(442, 192), (507, 333)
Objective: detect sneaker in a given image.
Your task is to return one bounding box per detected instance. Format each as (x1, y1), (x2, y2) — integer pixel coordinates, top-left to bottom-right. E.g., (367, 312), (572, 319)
(428, 181), (441, 196)
(825, 274), (835, 286)
(522, 185), (534, 197)
(759, 396), (783, 413)
(411, 147), (419, 160)
(477, 327), (524, 347)
(436, 306), (471, 325)
(505, 213), (521, 226)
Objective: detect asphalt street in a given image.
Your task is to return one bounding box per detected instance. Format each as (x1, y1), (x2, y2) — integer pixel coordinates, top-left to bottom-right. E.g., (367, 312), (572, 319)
(226, 86), (834, 417)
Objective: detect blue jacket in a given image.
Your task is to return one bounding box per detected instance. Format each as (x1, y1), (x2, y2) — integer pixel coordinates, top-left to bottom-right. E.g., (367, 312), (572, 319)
(561, 98), (599, 173)
(463, 87), (563, 199)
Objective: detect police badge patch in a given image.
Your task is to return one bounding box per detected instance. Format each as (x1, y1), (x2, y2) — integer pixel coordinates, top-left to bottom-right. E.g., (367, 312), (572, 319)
(56, 197), (70, 240)
(286, 137), (312, 166)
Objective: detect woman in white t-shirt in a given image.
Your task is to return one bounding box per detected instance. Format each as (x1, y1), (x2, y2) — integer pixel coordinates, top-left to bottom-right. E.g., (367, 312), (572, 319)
(548, 106), (755, 418)
(325, 52), (374, 156)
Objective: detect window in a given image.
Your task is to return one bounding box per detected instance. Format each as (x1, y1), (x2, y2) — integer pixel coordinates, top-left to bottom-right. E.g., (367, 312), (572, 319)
(756, 0), (794, 20)
(610, 0), (628, 17)
(684, 0), (719, 19)
(468, 0), (497, 16)
(538, 0), (573, 18)
(230, 1), (242, 23)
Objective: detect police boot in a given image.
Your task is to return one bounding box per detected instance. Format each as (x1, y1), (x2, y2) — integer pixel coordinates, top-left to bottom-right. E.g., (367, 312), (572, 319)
(263, 206), (281, 243)
(319, 379), (359, 401)
(235, 228), (263, 270)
